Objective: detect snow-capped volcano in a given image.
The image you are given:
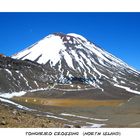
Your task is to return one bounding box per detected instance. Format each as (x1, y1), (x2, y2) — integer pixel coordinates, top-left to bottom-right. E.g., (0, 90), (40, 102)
(12, 32), (131, 68)
(11, 33), (140, 97)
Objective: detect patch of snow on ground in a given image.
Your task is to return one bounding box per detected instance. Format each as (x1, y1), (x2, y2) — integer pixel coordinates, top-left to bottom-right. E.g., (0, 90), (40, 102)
(120, 81), (125, 84)
(70, 85), (74, 87)
(83, 122), (106, 128)
(0, 91), (26, 99)
(34, 81), (39, 88)
(46, 115), (68, 121)
(63, 51), (74, 69)
(0, 87), (49, 99)
(77, 85), (81, 89)
(114, 84), (140, 95)
(19, 73), (31, 88)
(0, 97), (34, 111)
(113, 76), (118, 83)
(60, 113), (108, 121)
(5, 69), (12, 76)
(98, 57), (106, 66)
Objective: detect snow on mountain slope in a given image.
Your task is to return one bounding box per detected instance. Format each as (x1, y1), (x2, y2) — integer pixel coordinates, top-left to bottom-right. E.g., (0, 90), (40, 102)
(12, 33), (140, 96)
(12, 33), (137, 71)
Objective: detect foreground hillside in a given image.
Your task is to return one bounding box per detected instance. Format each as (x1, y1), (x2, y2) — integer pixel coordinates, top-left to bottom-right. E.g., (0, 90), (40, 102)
(0, 101), (64, 128)
(0, 95), (140, 128)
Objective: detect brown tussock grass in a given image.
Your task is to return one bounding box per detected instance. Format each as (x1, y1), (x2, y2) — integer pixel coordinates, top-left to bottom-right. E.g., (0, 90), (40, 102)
(12, 97), (126, 108)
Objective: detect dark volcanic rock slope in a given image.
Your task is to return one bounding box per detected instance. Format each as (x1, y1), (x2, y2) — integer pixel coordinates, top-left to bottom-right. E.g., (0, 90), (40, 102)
(0, 55), (49, 93)
(0, 33), (140, 99)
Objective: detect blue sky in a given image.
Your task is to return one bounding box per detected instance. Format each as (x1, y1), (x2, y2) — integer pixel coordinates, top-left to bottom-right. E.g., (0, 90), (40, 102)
(0, 12), (140, 70)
